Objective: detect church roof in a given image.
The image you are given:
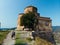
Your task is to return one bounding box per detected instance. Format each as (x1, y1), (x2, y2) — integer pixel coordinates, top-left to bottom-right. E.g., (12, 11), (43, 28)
(38, 16), (52, 21)
(24, 6), (37, 10)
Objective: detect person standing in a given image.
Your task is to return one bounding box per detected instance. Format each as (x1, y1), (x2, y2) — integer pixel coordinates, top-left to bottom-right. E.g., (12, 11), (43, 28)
(11, 30), (15, 39)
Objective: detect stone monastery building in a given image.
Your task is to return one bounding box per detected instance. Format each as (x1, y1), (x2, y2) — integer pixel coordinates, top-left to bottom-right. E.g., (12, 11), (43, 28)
(17, 6), (52, 32)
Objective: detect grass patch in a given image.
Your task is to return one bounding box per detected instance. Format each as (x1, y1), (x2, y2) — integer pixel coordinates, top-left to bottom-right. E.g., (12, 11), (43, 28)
(15, 38), (26, 45)
(26, 37), (32, 42)
(0, 30), (10, 45)
(15, 32), (27, 45)
(35, 37), (53, 45)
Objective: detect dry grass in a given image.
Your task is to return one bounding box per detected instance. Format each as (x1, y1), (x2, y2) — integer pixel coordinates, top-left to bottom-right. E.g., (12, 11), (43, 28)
(35, 37), (54, 45)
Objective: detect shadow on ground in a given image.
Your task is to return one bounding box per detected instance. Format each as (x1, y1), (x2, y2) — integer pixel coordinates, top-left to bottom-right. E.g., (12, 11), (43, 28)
(0, 44), (2, 45)
(15, 43), (27, 45)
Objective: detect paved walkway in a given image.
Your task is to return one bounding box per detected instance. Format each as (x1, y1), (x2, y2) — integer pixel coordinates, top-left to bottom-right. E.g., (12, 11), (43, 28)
(2, 31), (15, 45)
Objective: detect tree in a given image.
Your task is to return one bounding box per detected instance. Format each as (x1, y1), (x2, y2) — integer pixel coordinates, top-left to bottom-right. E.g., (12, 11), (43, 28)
(20, 12), (36, 30)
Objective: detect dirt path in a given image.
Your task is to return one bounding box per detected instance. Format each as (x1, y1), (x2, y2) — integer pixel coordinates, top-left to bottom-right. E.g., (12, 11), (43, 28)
(2, 31), (15, 45)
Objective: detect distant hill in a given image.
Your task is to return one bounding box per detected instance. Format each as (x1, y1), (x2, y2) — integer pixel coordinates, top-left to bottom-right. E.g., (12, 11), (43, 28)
(52, 26), (60, 32)
(0, 27), (16, 30)
(0, 26), (60, 31)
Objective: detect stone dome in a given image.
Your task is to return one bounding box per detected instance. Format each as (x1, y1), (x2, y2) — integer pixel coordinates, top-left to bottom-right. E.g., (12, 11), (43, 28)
(24, 6), (38, 13)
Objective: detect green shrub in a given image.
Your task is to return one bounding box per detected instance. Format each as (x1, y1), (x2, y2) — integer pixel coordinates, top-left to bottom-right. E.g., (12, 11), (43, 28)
(26, 37), (32, 42)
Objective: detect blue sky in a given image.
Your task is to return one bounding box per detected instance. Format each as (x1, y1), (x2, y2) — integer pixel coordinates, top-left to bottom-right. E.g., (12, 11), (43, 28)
(0, 0), (60, 28)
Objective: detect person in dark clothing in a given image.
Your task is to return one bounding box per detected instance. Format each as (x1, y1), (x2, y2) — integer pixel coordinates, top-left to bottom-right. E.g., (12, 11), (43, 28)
(11, 31), (15, 39)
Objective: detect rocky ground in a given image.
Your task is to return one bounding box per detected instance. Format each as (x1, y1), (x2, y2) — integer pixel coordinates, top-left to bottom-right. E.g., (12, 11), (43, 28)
(53, 31), (60, 45)
(2, 30), (59, 45)
(16, 30), (56, 45)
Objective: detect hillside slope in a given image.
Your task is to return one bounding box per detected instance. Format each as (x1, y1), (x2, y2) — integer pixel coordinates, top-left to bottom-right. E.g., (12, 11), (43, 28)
(35, 37), (54, 45)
